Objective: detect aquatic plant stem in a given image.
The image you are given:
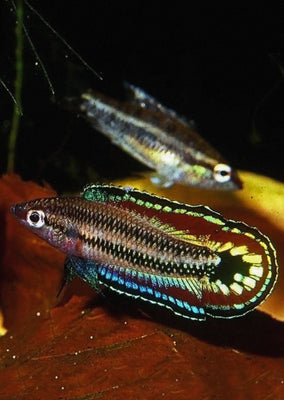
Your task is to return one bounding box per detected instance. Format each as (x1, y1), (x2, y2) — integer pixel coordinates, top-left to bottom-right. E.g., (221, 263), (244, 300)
(7, 0), (24, 173)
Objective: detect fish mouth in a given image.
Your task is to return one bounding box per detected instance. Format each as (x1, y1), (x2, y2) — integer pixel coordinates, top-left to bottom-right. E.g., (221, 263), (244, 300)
(10, 203), (27, 221)
(10, 204), (18, 216)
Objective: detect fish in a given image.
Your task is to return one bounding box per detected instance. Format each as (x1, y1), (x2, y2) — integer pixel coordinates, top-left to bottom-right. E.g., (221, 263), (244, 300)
(79, 83), (242, 190)
(10, 184), (277, 321)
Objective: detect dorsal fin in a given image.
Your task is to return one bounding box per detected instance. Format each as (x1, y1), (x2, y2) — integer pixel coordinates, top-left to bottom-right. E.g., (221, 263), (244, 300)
(124, 82), (164, 113)
(148, 216), (217, 249)
(124, 82), (196, 129)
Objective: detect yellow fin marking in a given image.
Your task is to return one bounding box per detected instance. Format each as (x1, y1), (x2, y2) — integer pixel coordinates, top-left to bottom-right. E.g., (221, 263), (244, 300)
(230, 245), (248, 256)
(243, 254), (262, 264)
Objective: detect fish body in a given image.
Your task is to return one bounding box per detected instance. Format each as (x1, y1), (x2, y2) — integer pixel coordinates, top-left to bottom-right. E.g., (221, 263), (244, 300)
(80, 83), (242, 189)
(10, 184), (277, 321)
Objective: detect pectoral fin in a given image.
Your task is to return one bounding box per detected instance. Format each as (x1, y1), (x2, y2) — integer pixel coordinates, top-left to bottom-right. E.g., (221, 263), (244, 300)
(150, 173), (174, 188)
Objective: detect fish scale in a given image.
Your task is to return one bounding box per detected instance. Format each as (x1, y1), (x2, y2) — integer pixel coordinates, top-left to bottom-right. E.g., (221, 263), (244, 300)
(12, 196), (219, 275)
(10, 184), (278, 321)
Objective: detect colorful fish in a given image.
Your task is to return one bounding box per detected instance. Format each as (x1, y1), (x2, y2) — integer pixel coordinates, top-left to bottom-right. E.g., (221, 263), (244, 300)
(10, 184), (277, 321)
(79, 83), (242, 190)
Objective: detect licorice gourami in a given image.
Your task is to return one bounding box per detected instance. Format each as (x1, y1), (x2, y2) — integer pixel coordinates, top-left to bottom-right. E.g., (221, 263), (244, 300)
(79, 84), (242, 190)
(10, 184), (278, 321)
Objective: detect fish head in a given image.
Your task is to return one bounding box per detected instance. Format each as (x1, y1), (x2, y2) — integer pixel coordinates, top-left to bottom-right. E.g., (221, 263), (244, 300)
(10, 197), (80, 254)
(184, 161), (243, 190)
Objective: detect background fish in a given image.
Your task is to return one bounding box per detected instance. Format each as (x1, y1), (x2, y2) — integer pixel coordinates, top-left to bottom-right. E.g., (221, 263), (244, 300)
(79, 83), (242, 190)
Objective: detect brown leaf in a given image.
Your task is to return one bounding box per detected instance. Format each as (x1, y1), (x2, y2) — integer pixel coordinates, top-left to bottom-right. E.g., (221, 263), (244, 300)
(0, 173), (283, 400)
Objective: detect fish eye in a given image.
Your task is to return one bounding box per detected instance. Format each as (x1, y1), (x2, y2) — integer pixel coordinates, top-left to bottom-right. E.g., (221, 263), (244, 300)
(26, 210), (46, 228)
(213, 163), (232, 183)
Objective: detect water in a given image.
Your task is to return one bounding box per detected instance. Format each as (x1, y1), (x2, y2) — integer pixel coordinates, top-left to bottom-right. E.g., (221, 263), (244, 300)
(1, 2), (283, 192)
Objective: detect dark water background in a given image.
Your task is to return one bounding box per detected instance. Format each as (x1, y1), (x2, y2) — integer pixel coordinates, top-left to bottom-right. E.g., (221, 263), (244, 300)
(1, 2), (283, 192)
